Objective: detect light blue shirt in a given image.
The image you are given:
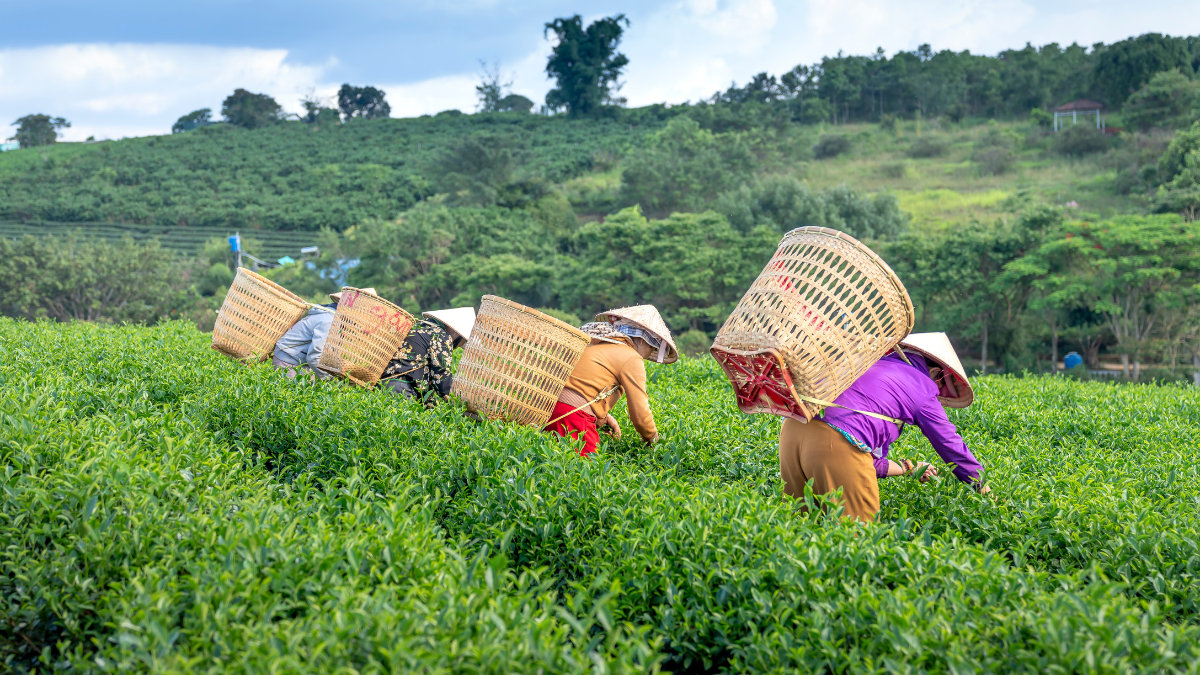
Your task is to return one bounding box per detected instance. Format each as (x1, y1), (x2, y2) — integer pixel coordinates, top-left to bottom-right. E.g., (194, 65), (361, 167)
(274, 306), (334, 368)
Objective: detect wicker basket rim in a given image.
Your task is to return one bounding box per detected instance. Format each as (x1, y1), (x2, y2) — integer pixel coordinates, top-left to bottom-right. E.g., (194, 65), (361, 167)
(779, 226), (915, 331)
(238, 267), (310, 307)
(480, 295), (589, 340)
(339, 286), (415, 320)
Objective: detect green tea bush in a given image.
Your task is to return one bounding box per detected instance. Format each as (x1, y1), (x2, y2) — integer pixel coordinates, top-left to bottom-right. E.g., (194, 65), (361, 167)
(4, 319), (1200, 672)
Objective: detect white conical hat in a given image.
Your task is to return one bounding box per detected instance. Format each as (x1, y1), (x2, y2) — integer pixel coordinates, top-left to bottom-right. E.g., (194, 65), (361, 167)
(595, 305), (678, 364)
(423, 307), (477, 342)
(899, 332), (974, 408)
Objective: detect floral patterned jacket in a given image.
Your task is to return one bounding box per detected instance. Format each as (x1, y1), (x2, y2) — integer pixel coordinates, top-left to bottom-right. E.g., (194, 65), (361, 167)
(382, 320), (454, 401)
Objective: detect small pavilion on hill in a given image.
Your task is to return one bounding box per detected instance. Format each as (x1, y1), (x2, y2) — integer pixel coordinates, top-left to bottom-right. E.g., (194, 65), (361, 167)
(1052, 99), (1104, 132)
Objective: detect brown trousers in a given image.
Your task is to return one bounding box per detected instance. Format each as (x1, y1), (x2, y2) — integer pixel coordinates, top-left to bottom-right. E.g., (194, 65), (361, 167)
(779, 418), (880, 523)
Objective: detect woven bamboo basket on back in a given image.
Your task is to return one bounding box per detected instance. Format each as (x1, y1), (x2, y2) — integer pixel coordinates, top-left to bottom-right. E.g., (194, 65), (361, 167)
(318, 288), (416, 387)
(711, 226), (914, 422)
(212, 267), (311, 361)
(451, 295), (591, 427)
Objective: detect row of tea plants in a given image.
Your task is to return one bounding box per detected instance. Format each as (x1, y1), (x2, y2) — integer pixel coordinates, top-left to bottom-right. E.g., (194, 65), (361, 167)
(3, 318), (1199, 672)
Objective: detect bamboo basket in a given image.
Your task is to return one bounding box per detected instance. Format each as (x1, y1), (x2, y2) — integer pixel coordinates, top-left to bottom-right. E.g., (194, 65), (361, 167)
(318, 288), (416, 387)
(451, 295), (591, 427)
(212, 267), (311, 361)
(711, 226), (914, 422)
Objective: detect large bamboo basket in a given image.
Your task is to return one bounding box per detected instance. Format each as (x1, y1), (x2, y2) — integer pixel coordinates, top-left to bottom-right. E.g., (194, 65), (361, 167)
(318, 288), (416, 387)
(451, 296), (591, 427)
(711, 227), (914, 422)
(212, 267), (311, 361)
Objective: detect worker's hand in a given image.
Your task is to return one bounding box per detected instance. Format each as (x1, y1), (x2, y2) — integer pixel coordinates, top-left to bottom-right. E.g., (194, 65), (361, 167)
(602, 414), (622, 439)
(913, 462), (937, 483)
(977, 483), (992, 497)
(646, 433), (659, 446)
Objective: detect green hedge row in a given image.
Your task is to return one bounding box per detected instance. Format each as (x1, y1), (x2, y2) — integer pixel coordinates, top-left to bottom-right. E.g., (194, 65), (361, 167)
(3, 319), (1199, 672)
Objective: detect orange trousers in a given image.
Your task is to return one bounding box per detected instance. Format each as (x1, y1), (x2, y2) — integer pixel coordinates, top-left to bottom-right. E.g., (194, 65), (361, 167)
(779, 418), (880, 523)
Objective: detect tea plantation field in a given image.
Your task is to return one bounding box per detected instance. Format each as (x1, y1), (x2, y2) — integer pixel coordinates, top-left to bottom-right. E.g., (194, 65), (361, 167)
(3, 319), (1200, 673)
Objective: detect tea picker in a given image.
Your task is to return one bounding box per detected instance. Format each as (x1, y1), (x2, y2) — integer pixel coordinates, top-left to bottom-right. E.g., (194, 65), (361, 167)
(317, 287), (416, 387)
(712, 227), (988, 523)
(380, 307), (477, 402)
(544, 305), (680, 457)
(271, 289), (351, 381)
(451, 296), (592, 426)
(778, 332), (988, 523)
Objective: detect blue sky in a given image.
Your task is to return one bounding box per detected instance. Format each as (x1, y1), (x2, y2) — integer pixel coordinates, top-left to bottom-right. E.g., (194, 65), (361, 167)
(4, 0), (1199, 141)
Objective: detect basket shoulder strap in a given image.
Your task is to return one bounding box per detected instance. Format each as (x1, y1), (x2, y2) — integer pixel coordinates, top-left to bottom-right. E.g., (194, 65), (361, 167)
(799, 394), (903, 426)
(545, 384), (621, 428)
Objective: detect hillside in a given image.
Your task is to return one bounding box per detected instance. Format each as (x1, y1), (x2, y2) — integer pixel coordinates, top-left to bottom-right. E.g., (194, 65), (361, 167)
(4, 55), (1200, 378)
(5, 318), (1200, 670)
(0, 109), (1144, 237)
(0, 111), (668, 231)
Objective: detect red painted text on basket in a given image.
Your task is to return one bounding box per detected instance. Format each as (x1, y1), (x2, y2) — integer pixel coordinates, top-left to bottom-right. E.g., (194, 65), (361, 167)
(363, 305), (410, 336)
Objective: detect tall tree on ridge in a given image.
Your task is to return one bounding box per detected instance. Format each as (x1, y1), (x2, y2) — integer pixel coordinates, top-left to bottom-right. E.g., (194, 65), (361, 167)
(338, 85), (391, 120)
(9, 114), (70, 149)
(543, 14), (630, 116)
(222, 89), (283, 129)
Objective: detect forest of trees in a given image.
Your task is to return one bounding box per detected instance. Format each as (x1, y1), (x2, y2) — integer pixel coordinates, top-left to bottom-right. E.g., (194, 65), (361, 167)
(710, 32), (1200, 123)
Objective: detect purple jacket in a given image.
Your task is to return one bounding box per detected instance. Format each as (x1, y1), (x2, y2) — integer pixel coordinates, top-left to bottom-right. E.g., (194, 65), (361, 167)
(820, 353), (983, 484)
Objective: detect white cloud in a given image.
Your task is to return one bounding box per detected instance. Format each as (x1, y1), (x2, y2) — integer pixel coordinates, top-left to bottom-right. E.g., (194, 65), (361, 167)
(377, 73), (480, 117)
(620, 0), (781, 105)
(0, 44), (336, 140)
(805, 0), (1037, 57)
(0, 42), (544, 140)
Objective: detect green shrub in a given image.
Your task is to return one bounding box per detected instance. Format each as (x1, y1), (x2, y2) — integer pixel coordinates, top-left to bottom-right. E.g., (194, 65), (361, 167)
(618, 117), (756, 217)
(971, 124), (1020, 174)
(974, 146), (1015, 174)
(1053, 125), (1112, 156)
(675, 329), (711, 356)
(716, 175), (910, 239)
(812, 134), (851, 159)
(906, 135), (950, 158)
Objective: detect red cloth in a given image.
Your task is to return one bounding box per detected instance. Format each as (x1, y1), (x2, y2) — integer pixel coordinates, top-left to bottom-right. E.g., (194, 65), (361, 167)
(544, 401), (599, 457)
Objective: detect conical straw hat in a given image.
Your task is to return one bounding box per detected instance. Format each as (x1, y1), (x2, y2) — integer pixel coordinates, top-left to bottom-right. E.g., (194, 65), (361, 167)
(595, 305), (678, 364)
(898, 332), (974, 408)
(423, 307), (477, 342)
(330, 287), (377, 301)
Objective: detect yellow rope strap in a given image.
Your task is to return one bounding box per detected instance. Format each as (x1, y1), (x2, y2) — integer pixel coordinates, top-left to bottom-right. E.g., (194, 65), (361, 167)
(797, 395), (903, 426)
(545, 385), (621, 428)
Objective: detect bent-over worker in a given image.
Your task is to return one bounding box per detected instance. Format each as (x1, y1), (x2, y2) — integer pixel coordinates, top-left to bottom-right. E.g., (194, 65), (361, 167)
(779, 332), (988, 523)
(545, 305), (678, 457)
(381, 306), (476, 402)
(272, 288), (356, 381)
